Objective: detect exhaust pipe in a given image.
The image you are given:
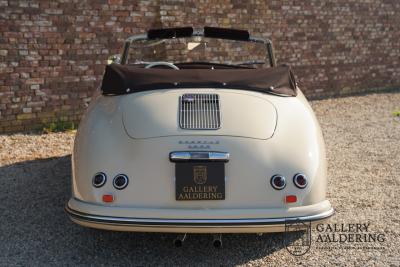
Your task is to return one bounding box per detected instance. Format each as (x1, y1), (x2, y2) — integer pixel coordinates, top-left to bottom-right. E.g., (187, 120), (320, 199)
(173, 233), (187, 247)
(212, 234), (222, 248)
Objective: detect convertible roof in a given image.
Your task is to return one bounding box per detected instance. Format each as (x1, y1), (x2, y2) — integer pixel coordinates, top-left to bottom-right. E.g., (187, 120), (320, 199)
(100, 64), (297, 96)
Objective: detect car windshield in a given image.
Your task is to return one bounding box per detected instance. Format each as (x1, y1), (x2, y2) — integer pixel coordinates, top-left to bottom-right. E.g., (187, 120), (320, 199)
(127, 37), (270, 68)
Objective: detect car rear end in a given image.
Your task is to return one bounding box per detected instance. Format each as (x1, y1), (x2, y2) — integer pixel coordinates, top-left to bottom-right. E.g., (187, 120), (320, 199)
(66, 87), (334, 233)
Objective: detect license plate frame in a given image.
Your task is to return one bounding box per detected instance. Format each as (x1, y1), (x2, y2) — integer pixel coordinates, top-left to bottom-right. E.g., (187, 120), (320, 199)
(175, 162), (225, 201)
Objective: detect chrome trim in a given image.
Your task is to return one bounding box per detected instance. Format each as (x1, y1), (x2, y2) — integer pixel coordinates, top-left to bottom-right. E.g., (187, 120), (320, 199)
(270, 175), (286, 190)
(169, 151), (229, 162)
(144, 61), (179, 70)
(126, 33), (148, 43)
(92, 172), (107, 188)
(65, 205), (334, 227)
(113, 174), (129, 190)
(192, 28), (204, 37)
(121, 34), (148, 64)
(293, 173), (308, 189)
(249, 36), (276, 67)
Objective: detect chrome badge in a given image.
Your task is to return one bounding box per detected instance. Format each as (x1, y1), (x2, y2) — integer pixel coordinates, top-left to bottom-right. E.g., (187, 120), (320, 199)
(182, 94), (195, 103)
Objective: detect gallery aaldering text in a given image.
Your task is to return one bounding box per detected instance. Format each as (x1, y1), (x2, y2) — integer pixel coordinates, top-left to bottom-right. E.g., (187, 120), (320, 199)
(315, 223), (385, 243)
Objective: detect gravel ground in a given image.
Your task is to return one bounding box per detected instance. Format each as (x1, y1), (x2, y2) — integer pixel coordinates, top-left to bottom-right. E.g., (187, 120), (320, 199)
(0, 92), (399, 266)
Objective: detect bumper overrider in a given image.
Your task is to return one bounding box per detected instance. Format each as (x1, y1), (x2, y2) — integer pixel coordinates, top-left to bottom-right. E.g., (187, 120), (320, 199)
(65, 198), (334, 233)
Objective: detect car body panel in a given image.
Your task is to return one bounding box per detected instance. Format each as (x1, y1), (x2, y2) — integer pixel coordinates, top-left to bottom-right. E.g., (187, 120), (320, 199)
(71, 88), (328, 209)
(122, 89), (277, 140)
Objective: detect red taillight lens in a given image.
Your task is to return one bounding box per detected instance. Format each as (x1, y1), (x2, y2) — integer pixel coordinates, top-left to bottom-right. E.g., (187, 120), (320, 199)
(102, 194), (114, 203)
(285, 195), (297, 203)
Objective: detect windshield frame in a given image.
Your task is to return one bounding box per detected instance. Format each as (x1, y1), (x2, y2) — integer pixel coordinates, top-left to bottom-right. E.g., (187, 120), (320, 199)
(120, 27), (276, 67)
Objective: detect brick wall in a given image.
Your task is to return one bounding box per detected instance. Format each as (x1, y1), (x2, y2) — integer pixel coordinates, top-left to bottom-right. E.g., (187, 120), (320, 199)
(0, 0), (399, 133)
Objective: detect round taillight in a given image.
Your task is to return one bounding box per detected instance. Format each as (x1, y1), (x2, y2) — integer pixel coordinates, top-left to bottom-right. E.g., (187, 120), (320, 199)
(92, 172), (106, 188)
(293, 173), (308, 189)
(113, 174), (129, 190)
(270, 175), (286, 190)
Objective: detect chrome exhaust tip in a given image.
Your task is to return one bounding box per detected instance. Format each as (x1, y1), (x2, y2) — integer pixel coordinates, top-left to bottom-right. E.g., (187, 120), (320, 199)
(173, 233), (187, 247)
(212, 234), (222, 248)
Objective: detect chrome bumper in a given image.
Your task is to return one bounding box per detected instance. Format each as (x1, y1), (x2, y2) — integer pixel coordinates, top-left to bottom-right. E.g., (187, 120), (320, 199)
(65, 205), (334, 233)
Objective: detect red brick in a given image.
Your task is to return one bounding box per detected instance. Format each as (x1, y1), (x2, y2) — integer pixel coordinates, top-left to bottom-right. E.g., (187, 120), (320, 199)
(25, 78), (44, 85)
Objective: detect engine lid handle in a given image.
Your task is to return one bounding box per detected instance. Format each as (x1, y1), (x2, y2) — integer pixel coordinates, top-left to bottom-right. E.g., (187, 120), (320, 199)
(169, 151), (229, 162)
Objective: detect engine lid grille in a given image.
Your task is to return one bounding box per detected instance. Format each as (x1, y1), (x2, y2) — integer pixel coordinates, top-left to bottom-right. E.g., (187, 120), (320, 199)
(179, 93), (221, 130)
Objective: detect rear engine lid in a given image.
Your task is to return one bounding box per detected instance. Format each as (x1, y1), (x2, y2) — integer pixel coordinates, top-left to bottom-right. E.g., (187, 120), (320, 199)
(122, 90), (277, 139)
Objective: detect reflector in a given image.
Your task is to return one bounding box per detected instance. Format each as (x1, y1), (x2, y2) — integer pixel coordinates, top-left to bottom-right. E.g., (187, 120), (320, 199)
(285, 195), (297, 203)
(102, 194), (114, 203)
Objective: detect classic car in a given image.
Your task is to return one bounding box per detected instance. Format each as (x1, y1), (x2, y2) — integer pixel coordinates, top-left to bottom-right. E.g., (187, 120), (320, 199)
(65, 27), (334, 246)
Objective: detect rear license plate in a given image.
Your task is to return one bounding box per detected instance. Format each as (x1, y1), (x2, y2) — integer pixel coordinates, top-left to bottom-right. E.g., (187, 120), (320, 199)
(175, 162), (225, 200)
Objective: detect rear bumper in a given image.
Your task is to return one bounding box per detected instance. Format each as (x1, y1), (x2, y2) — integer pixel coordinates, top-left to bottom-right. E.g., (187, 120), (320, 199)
(65, 198), (334, 233)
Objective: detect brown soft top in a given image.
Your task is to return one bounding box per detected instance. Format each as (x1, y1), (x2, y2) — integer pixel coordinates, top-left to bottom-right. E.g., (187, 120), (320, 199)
(101, 63), (297, 96)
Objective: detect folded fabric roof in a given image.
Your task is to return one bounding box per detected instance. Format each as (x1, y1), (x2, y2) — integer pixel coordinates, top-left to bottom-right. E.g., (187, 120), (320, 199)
(101, 64), (297, 97)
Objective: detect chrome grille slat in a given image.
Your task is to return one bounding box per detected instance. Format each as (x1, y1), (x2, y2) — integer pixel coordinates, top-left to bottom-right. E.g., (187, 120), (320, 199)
(216, 94), (221, 126)
(195, 95), (198, 128)
(181, 97), (184, 128)
(206, 94), (210, 129)
(211, 95), (217, 128)
(201, 94), (205, 129)
(189, 97), (192, 128)
(179, 93), (221, 130)
(210, 94), (214, 128)
(200, 94), (203, 128)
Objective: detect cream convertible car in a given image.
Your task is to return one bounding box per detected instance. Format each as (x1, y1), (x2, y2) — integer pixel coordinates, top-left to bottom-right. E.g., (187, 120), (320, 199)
(65, 27), (334, 239)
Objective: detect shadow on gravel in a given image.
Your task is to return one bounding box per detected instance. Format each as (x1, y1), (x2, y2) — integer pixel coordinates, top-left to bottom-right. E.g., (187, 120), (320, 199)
(0, 156), (301, 266)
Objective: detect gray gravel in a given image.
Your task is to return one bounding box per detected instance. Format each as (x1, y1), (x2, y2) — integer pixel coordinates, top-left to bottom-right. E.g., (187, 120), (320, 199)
(0, 92), (399, 266)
